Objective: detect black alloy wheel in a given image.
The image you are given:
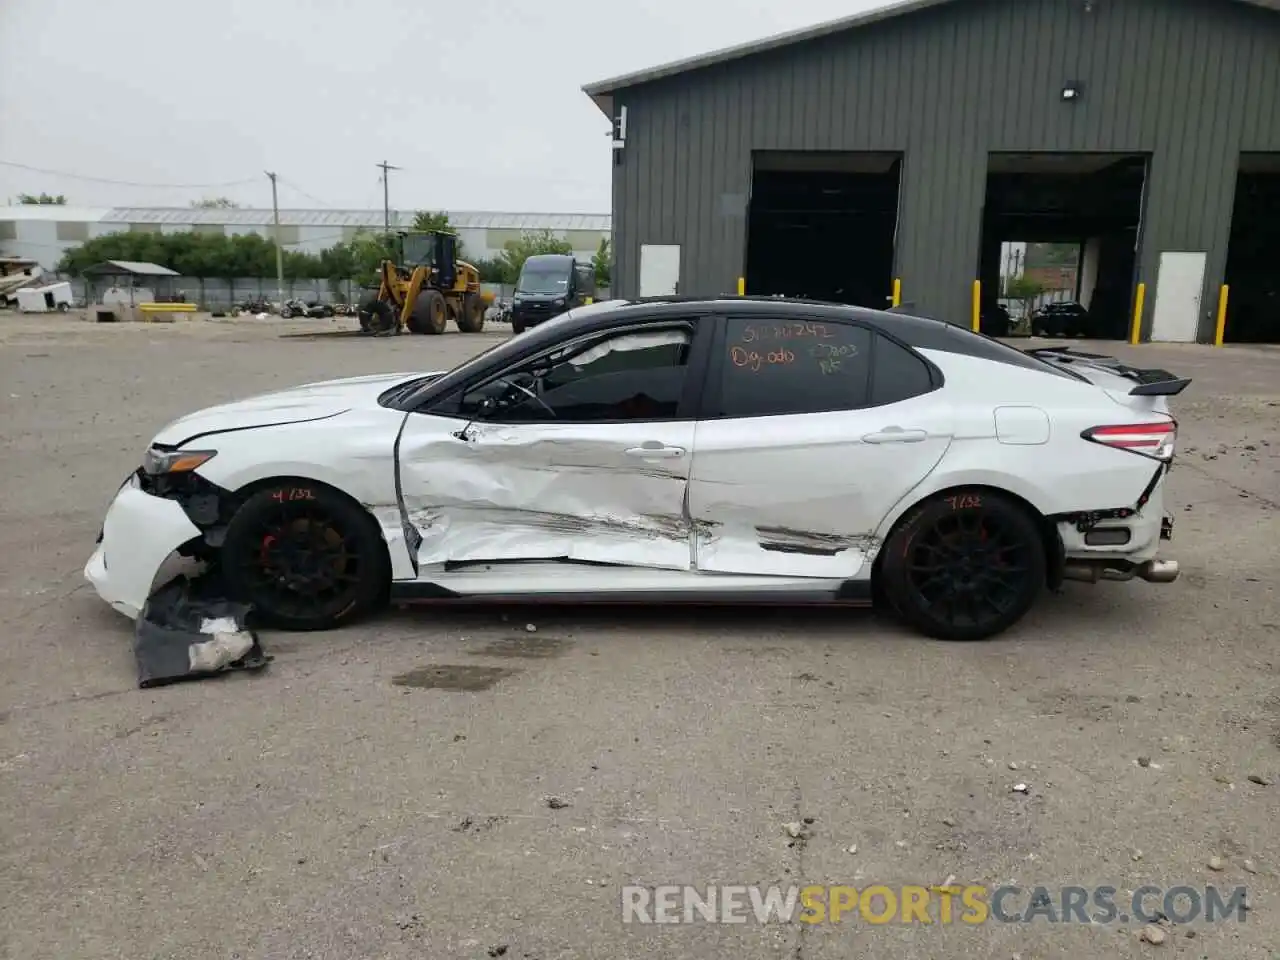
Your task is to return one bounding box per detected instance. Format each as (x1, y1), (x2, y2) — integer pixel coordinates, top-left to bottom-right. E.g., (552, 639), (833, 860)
(880, 490), (1046, 641)
(221, 485), (389, 631)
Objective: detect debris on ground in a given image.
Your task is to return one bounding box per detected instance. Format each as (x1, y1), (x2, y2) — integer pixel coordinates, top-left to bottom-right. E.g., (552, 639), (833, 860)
(545, 796), (571, 810)
(1140, 923), (1167, 945)
(1011, 783), (1030, 794)
(133, 579), (269, 688)
(525, 624), (537, 633)
(1137, 755), (1152, 767)
(1207, 855), (1225, 871)
(488, 946), (509, 957)
(1247, 773), (1271, 786)
(783, 821), (806, 839)
(1243, 859), (1259, 874)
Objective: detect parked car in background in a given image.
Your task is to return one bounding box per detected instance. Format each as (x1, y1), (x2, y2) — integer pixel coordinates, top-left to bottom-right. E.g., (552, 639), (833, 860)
(1031, 301), (1093, 338)
(981, 303), (1012, 337)
(511, 255), (596, 333)
(86, 297), (1188, 644)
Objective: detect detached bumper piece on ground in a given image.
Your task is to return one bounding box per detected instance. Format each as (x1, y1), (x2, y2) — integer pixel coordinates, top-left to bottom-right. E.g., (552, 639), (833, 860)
(133, 579), (270, 688)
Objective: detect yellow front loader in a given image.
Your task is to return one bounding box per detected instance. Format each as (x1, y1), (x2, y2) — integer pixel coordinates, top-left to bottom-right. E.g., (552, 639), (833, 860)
(357, 231), (494, 336)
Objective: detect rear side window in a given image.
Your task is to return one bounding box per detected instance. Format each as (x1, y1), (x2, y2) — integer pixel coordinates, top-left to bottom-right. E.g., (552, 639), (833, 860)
(714, 317), (872, 418)
(869, 334), (936, 406)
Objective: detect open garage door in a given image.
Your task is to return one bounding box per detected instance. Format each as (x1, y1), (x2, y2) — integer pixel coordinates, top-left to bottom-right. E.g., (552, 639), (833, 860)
(981, 153), (1148, 340)
(745, 151), (901, 308)
(1222, 154), (1280, 343)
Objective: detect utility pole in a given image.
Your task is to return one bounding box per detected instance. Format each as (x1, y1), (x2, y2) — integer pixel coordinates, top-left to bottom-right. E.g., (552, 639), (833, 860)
(376, 160), (400, 234)
(265, 171), (284, 308)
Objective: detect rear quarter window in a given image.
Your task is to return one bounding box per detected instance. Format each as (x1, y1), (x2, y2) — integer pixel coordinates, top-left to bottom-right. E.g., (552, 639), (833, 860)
(869, 334), (937, 406)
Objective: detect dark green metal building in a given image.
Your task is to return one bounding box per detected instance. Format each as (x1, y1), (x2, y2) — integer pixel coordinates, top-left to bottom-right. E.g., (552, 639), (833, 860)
(583, 0), (1280, 342)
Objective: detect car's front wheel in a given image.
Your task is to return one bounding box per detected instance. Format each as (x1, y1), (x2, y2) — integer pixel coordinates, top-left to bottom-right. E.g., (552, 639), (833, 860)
(220, 483), (390, 631)
(879, 489), (1046, 641)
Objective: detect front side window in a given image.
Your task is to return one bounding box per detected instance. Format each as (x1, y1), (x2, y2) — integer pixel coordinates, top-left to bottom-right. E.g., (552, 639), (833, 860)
(713, 317), (873, 418)
(463, 325), (693, 423)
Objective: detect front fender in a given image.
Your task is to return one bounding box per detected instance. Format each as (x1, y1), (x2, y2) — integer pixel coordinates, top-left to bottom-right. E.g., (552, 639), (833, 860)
(189, 412), (416, 581)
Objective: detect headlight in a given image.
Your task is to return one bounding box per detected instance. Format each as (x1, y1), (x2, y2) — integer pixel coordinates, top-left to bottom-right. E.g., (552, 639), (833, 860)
(553, 297), (565, 306)
(142, 447), (217, 475)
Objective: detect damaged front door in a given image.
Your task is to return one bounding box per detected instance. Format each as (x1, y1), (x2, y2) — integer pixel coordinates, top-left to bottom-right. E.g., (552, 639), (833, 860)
(689, 315), (954, 578)
(397, 322), (706, 572)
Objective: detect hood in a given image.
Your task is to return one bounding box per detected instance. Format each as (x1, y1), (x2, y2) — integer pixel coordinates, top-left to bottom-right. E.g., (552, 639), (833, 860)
(153, 371), (441, 446)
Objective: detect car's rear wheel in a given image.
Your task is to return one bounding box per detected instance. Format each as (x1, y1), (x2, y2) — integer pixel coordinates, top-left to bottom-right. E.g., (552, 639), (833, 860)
(879, 489), (1045, 641)
(221, 484), (390, 631)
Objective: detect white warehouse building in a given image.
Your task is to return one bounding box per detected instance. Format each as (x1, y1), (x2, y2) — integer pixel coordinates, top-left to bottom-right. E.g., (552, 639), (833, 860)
(0, 205), (612, 271)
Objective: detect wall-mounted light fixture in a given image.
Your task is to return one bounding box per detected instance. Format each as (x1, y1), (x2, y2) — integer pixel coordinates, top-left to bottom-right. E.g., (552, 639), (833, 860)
(1061, 83), (1083, 102)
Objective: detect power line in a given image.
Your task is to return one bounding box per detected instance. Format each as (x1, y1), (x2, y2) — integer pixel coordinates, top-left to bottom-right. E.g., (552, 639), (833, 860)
(276, 176), (336, 209)
(0, 159), (260, 190)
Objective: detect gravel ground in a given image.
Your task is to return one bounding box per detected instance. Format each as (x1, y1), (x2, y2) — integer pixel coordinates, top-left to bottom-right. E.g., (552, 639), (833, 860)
(0, 313), (1277, 960)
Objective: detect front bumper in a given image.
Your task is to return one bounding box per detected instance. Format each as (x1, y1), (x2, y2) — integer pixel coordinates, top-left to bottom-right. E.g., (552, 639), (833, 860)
(84, 475), (202, 619)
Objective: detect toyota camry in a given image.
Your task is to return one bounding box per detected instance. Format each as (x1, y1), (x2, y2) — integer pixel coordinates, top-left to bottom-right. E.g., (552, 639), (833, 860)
(86, 297), (1188, 642)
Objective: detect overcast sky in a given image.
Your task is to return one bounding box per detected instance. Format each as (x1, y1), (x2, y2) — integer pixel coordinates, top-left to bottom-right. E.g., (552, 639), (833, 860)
(0, 0), (884, 213)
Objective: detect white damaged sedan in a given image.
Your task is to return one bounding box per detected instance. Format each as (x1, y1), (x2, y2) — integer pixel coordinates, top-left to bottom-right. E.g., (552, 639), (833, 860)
(87, 297), (1187, 641)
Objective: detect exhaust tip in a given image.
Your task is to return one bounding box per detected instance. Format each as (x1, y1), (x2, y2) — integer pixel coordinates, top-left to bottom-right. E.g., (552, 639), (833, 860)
(1139, 559), (1179, 583)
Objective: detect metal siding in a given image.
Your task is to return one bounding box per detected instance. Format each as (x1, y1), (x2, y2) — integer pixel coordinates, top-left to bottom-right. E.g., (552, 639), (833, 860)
(611, 0), (1280, 340)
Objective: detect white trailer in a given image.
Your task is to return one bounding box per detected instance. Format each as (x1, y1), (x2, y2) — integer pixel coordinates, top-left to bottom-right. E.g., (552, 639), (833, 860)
(15, 281), (73, 313)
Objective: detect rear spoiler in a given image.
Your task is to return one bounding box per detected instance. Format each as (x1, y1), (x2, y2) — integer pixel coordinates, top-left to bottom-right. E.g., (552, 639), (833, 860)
(1024, 347), (1192, 397)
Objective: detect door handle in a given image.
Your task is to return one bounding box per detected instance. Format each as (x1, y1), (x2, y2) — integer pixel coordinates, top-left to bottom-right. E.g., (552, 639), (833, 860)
(862, 427), (928, 444)
(625, 444), (685, 459)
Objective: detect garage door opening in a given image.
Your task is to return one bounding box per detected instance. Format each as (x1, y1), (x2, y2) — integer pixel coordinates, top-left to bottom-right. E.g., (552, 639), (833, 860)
(1223, 153), (1280, 343)
(980, 153), (1148, 339)
(745, 151), (901, 308)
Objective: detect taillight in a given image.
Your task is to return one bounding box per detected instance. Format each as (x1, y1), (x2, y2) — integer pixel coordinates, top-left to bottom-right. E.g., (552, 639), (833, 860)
(1081, 420), (1176, 461)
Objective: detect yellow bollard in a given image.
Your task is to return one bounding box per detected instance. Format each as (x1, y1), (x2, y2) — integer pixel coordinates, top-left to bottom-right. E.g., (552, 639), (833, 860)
(1129, 283), (1146, 345)
(1214, 285), (1230, 347)
(971, 280), (981, 333)
(737, 276), (745, 296)
(892, 278), (902, 308)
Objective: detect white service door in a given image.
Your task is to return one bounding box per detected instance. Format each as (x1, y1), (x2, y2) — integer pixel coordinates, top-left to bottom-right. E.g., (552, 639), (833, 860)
(1149, 252), (1206, 343)
(639, 244), (680, 297)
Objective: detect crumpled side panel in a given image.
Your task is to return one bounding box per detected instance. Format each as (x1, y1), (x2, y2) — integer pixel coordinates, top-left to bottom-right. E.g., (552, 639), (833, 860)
(399, 422), (695, 571)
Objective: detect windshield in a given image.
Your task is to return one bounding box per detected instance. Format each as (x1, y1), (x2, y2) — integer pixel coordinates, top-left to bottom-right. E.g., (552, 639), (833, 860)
(402, 234), (433, 266)
(516, 263), (570, 295)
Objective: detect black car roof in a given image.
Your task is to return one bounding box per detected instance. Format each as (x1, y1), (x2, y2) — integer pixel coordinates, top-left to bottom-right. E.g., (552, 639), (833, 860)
(392, 296), (1085, 410)
(544, 296), (1083, 379)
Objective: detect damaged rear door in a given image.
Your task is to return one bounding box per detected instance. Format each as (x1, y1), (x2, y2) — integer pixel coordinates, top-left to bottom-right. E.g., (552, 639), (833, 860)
(396, 317), (712, 571)
(688, 314), (954, 578)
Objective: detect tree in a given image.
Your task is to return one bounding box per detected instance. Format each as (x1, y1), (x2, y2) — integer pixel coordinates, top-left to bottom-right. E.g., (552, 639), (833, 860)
(469, 257), (510, 284)
(190, 196), (240, 209)
(591, 237), (611, 286)
(1003, 274), (1045, 325)
(410, 210), (465, 260)
(18, 192), (66, 205)
(497, 229), (573, 282)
